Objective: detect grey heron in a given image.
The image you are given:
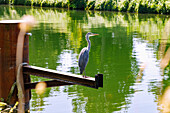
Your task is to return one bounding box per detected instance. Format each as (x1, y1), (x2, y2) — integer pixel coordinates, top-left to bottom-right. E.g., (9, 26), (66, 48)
(78, 32), (99, 77)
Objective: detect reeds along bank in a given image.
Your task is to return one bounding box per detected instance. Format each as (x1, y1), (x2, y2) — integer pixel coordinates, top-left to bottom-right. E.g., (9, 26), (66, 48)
(1, 0), (170, 14)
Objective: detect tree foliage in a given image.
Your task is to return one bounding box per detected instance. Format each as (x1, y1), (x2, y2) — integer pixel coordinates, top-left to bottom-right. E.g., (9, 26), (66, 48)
(0, 0), (170, 14)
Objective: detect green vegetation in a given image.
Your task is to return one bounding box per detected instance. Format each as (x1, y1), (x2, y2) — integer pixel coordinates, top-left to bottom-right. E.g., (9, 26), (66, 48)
(0, 6), (170, 112)
(88, 0), (170, 14)
(0, 0), (170, 14)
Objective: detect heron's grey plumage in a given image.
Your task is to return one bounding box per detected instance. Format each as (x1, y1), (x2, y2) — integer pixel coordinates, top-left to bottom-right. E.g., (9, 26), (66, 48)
(78, 32), (98, 77)
(78, 47), (89, 74)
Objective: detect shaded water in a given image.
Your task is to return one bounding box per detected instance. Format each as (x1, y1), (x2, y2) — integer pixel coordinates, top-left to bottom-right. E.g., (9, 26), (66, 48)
(0, 5), (170, 113)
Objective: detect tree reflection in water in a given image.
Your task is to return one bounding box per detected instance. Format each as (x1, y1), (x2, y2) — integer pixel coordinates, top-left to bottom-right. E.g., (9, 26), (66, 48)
(0, 6), (170, 113)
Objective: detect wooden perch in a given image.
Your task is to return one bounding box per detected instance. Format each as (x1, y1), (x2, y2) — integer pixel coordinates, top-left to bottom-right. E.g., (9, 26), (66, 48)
(23, 65), (103, 89)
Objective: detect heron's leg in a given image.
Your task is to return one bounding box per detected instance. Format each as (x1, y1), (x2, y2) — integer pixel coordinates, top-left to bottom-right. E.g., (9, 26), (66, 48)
(82, 72), (84, 77)
(82, 71), (84, 77)
(84, 70), (87, 78)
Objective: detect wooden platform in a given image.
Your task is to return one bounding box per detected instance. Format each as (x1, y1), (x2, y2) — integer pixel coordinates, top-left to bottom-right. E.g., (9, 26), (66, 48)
(23, 65), (103, 89)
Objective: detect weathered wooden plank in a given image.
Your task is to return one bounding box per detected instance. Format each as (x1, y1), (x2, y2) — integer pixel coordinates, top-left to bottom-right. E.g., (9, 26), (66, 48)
(23, 65), (102, 88)
(25, 80), (73, 90)
(0, 22), (20, 105)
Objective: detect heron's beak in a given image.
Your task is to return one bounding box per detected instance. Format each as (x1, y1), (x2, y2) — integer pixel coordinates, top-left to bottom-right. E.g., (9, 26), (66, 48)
(92, 33), (99, 36)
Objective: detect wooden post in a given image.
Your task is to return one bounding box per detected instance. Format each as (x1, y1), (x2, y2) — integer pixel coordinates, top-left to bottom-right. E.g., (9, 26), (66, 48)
(23, 34), (31, 111)
(0, 20), (30, 106)
(95, 74), (103, 89)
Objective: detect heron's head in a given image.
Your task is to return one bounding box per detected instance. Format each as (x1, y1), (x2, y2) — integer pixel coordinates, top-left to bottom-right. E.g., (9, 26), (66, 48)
(86, 32), (99, 37)
(86, 32), (99, 41)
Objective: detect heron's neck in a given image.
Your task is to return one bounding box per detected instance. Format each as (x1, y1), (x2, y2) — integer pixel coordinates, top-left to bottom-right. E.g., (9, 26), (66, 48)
(86, 36), (91, 52)
(87, 39), (91, 51)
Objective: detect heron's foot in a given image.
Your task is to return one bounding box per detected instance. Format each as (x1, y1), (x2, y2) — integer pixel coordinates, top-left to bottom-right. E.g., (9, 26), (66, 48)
(82, 75), (86, 78)
(82, 71), (87, 78)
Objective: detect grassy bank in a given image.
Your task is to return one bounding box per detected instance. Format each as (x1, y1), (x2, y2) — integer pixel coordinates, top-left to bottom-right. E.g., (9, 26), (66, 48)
(1, 0), (170, 14)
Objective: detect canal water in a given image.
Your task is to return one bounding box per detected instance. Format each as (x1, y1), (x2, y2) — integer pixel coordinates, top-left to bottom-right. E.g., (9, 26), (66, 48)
(0, 6), (170, 113)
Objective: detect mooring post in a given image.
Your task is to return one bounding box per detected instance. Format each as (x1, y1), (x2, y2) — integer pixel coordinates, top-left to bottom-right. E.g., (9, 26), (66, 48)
(0, 20), (30, 107)
(23, 33), (31, 110)
(95, 74), (103, 89)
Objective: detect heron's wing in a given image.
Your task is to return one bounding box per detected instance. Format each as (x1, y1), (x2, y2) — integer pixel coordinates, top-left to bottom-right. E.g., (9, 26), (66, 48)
(78, 48), (89, 73)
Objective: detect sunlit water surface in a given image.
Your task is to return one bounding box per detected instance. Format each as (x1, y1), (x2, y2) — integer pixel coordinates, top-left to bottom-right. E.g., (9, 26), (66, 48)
(0, 6), (170, 113)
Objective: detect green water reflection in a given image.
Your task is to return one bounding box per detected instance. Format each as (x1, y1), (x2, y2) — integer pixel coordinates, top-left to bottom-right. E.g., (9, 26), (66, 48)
(0, 5), (170, 113)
